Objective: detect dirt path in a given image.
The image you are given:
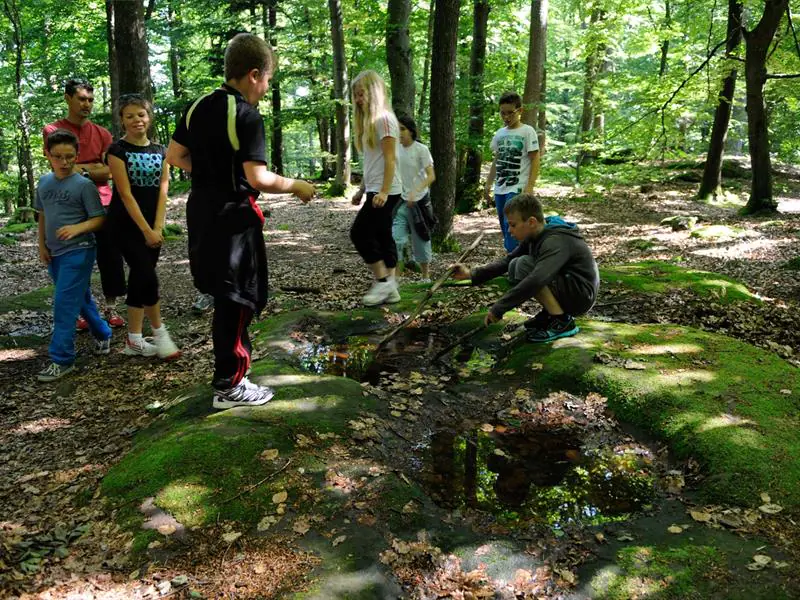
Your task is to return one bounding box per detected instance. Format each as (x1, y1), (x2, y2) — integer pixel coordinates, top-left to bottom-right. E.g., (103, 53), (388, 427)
(1, 177), (799, 597)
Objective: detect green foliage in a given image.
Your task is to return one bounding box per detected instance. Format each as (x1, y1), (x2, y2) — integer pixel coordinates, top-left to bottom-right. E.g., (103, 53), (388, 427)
(168, 179), (192, 196)
(781, 256), (800, 271)
(162, 223), (184, 237)
(432, 234), (462, 254)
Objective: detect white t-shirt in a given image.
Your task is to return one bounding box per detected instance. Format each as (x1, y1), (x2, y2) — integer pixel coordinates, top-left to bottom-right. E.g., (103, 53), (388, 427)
(398, 141), (434, 201)
(490, 123), (539, 195)
(362, 113), (403, 195)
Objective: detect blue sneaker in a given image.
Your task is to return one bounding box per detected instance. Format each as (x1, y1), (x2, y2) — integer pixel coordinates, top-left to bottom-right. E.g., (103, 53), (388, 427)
(526, 315), (579, 343)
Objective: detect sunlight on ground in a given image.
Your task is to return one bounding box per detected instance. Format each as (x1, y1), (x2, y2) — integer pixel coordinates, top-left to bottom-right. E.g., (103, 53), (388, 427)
(629, 343), (702, 355)
(10, 417), (72, 436)
(776, 197), (800, 213)
(653, 369), (716, 386)
(0, 348), (37, 362)
(697, 413), (755, 433)
(691, 238), (795, 259)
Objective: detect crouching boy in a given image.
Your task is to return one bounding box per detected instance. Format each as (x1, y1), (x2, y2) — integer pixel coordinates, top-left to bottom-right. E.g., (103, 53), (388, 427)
(36, 129), (112, 381)
(452, 194), (599, 342)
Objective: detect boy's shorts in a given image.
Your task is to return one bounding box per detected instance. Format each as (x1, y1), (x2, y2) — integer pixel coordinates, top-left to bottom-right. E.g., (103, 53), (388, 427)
(508, 255), (595, 316)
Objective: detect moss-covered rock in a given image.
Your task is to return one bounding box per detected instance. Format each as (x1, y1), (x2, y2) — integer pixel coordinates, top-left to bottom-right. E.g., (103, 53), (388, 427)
(489, 320), (800, 507)
(600, 261), (758, 303)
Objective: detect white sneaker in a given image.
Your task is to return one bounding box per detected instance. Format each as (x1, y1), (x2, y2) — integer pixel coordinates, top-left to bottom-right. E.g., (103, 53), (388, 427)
(213, 377), (274, 409)
(154, 330), (181, 360)
(363, 280), (400, 306)
(123, 337), (158, 357)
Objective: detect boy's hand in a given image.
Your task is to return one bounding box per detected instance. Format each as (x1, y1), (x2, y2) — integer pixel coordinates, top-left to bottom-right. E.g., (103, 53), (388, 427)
(484, 311), (502, 326)
(351, 188), (364, 205)
(406, 191), (416, 207)
(38, 244), (51, 264)
(372, 191), (388, 208)
(293, 180), (315, 204)
(56, 224), (82, 241)
(450, 264), (471, 280)
(144, 227), (163, 248)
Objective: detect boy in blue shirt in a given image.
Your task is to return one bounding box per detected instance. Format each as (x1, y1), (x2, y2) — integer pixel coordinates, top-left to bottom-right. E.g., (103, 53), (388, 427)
(484, 91), (540, 253)
(36, 129), (112, 382)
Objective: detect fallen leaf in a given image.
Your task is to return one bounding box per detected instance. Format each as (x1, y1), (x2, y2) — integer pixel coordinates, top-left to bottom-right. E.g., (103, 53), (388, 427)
(157, 525), (176, 536)
(261, 449), (279, 461)
(480, 423), (494, 433)
(667, 525), (683, 534)
(222, 532), (241, 544)
(530, 363), (544, 371)
(595, 532), (606, 544)
(759, 503), (783, 514)
(332, 535), (347, 547)
(753, 554), (772, 566)
(617, 532), (634, 542)
(272, 490), (288, 504)
(689, 510), (712, 523)
(556, 568), (576, 585)
(760, 492), (771, 503)
(293, 519), (311, 535)
(779, 389), (791, 395)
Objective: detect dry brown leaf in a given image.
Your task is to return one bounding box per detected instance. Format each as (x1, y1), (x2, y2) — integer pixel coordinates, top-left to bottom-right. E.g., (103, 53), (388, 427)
(272, 490), (288, 504)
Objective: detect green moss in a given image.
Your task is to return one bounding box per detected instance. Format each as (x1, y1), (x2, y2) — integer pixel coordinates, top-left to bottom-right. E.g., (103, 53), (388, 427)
(690, 224), (746, 239)
(600, 261), (758, 303)
(0, 285), (53, 313)
(0, 222), (36, 234)
(497, 320), (800, 507)
(625, 238), (656, 251)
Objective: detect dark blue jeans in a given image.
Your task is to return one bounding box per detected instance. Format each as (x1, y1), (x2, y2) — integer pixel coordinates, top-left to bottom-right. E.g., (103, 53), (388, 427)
(48, 247), (111, 365)
(494, 191), (520, 253)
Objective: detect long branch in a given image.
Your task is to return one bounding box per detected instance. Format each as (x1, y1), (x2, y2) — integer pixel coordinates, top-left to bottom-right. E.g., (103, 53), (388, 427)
(766, 72), (800, 78)
(787, 5), (800, 59)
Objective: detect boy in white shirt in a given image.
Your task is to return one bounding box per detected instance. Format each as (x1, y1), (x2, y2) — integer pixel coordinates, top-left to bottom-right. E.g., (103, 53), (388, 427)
(484, 91), (540, 252)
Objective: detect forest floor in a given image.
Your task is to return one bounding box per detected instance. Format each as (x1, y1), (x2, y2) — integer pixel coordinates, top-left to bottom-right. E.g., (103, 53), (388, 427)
(1, 160), (799, 599)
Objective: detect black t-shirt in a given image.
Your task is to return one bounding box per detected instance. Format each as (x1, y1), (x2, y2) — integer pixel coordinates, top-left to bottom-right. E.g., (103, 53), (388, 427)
(171, 84), (269, 312)
(107, 139), (166, 231)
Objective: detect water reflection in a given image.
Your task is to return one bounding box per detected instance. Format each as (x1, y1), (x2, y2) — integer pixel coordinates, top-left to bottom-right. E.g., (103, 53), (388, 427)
(420, 427), (656, 528)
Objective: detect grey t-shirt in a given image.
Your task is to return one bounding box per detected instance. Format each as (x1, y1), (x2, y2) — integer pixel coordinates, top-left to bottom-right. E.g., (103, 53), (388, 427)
(35, 173), (105, 257)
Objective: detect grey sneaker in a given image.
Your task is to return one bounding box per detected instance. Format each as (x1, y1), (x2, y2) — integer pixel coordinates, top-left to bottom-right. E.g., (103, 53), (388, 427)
(212, 377), (274, 409)
(94, 337), (112, 355)
(192, 293), (214, 313)
(37, 362), (75, 382)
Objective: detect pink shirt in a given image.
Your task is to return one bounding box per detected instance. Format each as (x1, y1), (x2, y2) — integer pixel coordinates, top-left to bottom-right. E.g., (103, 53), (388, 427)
(43, 119), (113, 206)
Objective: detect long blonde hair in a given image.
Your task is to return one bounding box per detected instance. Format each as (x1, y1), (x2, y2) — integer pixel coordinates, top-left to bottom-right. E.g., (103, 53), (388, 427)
(351, 70), (396, 151)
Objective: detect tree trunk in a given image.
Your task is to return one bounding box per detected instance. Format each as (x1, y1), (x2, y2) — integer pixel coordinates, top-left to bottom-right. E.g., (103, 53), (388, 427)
(268, 0), (283, 175)
(417, 3), (435, 125)
(167, 0), (184, 101)
(105, 0), (121, 137)
(522, 0), (548, 129)
(578, 9), (603, 166)
(317, 117), (331, 179)
(429, 0), (461, 242)
(743, 0), (788, 213)
(537, 67), (547, 150)
(386, 0), (415, 117)
(328, 0), (351, 193)
(463, 0), (490, 188)
(3, 0), (34, 218)
(111, 0), (154, 141)
(659, 0), (671, 77)
(698, 0), (743, 201)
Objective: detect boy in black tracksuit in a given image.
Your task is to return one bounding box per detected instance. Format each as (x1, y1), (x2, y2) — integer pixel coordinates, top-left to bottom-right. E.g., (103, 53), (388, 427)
(167, 33), (314, 409)
(453, 193), (599, 342)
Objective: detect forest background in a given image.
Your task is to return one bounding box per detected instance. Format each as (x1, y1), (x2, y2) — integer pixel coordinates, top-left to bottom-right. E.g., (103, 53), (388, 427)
(2, 0), (800, 241)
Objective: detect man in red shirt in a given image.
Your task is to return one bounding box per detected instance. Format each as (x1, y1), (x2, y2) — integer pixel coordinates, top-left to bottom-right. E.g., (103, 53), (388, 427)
(44, 79), (126, 328)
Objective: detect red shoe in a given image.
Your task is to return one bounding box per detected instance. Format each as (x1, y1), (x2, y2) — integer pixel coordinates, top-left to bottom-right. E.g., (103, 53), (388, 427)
(76, 317), (89, 332)
(105, 308), (125, 328)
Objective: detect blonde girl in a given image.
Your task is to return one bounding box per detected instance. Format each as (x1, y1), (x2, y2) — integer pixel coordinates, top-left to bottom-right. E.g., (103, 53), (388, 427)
(107, 94), (180, 359)
(349, 70), (404, 306)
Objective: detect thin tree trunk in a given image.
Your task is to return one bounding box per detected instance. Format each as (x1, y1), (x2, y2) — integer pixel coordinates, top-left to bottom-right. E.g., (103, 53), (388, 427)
(417, 3), (435, 125)
(659, 0), (671, 77)
(578, 9), (603, 166)
(268, 0), (283, 175)
(387, 0), (415, 117)
(105, 0), (121, 137)
(328, 0), (351, 193)
(698, 0), (743, 201)
(463, 0), (490, 188)
(537, 67), (547, 150)
(523, 0), (548, 128)
(167, 0), (184, 101)
(3, 0), (34, 219)
(743, 0), (788, 213)
(430, 0), (461, 241)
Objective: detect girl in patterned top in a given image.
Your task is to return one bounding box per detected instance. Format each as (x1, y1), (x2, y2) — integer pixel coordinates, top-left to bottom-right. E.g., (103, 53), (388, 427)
(107, 94), (180, 359)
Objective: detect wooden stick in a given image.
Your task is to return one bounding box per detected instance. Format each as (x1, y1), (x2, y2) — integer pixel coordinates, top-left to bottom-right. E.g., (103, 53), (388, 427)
(376, 231), (487, 350)
(431, 323), (487, 362)
(221, 458), (293, 505)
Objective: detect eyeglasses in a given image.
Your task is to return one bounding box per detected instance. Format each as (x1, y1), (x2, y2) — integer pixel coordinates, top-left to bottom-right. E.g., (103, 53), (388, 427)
(50, 154), (76, 162)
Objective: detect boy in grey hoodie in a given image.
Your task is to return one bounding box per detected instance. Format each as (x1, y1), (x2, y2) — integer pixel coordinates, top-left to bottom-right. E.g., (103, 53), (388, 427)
(452, 194), (599, 342)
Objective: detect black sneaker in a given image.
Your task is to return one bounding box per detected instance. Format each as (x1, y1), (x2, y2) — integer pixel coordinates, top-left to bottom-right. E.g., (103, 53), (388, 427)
(526, 314), (579, 343)
(523, 310), (550, 331)
(212, 377), (274, 409)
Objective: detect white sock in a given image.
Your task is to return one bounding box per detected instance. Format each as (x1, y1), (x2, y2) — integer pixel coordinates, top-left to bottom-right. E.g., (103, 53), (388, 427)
(152, 324), (167, 337)
(128, 333), (143, 344)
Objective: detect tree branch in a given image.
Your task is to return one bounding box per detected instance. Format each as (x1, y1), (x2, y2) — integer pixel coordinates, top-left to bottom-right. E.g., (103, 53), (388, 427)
(787, 5), (800, 59)
(766, 72), (800, 78)
(145, 0), (155, 21)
